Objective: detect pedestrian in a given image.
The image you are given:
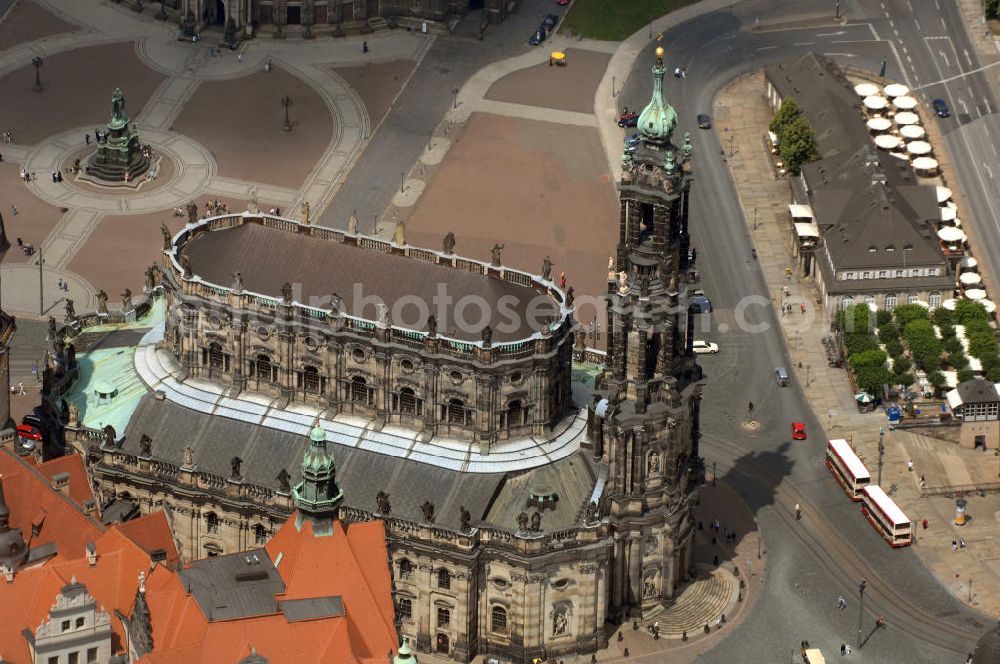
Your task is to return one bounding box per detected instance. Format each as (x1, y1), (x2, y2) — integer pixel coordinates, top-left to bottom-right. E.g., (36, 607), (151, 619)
(57, 278), (63, 290)
(959, 537), (966, 548)
(237, 52), (243, 63)
(51, 171), (57, 183)
(17, 382), (24, 395)
(837, 595), (847, 609)
(800, 302), (806, 314)
(952, 539), (958, 551)
(95, 129), (100, 142)
(841, 644), (847, 656)
(31, 362), (37, 378)
(85, 133), (90, 145)
(362, 41), (369, 54)
(907, 459), (913, 472)
(10, 206), (17, 216)
(16, 237), (22, 247)
(921, 518), (928, 529)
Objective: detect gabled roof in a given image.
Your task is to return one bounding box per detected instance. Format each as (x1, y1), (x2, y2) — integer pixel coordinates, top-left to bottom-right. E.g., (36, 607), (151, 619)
(956, 378), (1000, 404)
(116, 512), (180, 568)
(28, 453), (96, 512)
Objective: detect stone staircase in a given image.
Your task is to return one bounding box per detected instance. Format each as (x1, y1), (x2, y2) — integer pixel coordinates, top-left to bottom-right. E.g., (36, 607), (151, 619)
(648, 565), (739, 639)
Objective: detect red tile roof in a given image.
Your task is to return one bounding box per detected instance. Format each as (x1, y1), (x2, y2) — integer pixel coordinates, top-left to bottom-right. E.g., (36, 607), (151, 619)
(117, 512), (180, 568)
(139, 513), (398, 663)
(30, 453), (96, 511)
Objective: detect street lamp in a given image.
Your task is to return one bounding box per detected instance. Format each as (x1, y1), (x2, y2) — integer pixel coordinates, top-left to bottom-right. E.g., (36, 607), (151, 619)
(877, 426), (885, 486)
(32, 56), (43, 92)
(37, 247), (44, 316)
(856, 578), (867, 649)
(281, 95), (293, 131)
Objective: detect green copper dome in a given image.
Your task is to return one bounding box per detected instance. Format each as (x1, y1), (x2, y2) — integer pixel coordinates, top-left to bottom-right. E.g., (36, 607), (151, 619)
(310, 424), (326, 443)
(637, 42), (678, 144)
(292, 423), (344, 532)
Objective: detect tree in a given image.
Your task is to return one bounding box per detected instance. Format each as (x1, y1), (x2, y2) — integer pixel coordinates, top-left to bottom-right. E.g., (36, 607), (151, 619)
(893, 303), (929, 329)
(927, 371), (947, 391)
(769, 97), (802, 136)
(957, 369), (976, 383)
(849, 349), (892, 395)
(954, 299), (989, 325)
(932, 307), (956, 328)
(875, 309), (893, 328)
(877, 322), (898, 345)
(987, 0), (999, 20)
(947, 352), (969, 370)
(903, 319), (942, 371)
(967, 331), (996, 360)
(892, 356), (912, 374)
(779, 116), (819, 175)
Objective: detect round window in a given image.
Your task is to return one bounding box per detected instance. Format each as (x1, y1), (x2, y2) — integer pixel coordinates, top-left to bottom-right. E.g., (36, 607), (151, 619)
(510, 371), (523, 384)
(400, 359), (414, 373)
(256, 326), (271, 341)
(450, 370), (463, 384)
(352, 347), (366, 362)
(304, 336), (319, 351)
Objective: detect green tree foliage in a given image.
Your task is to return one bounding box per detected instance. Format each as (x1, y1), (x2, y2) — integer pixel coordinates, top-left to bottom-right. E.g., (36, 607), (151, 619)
(893, 303), (929, 329)
(947, 352), (969, 370)
(987, 0), (999, 20)
(849, 349), (892, 395)
(779, 116), (820, 175)
(885, 339), (905, 358)
(877, 322), (899, 345)
(845, 332), (880, 357)
(968, 331), (997, 360)
(943, 336), (964, 356)
(875, 310), (893, 328)
(988, 367), (1000, 383)
(769, 97), (802, 135)
(954, 300), (989, 325)
(927, 371), (947, 389)
(932, 307), (956, 328)
(903, 319), (942, 371)
(964, 318), (992, 337)
(836, 305), (876, 334)
(892, 356), (912, 374)
(957, 369), (976, 383)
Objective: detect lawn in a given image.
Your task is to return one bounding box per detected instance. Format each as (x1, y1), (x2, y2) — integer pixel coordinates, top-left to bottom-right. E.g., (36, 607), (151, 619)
(561, 0), (702, 41)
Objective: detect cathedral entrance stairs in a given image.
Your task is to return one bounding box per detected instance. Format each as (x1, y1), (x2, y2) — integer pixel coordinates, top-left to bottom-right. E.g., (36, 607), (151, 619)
(646, 565), (738, 639)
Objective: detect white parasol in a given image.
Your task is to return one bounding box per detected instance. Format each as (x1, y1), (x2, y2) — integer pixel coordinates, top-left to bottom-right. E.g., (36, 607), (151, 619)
(894, 111), (920, 125)
(874, 134), (903, 149)
(855, 82), (881, 97)
(960, 272), (982, 286)
(864, 95), (889, 110)
(941, 206), (957, 222)
(900, 124), (926, 139)
(867, 117), (893, 132)
(982, 299), (997, 314)
(959, 256), (978, 271)
(936, 186), (952, 203)
(937, 226), (966, 243)
(889, 150), (910, 160)
(883, 83), (910, 98)
(907, 140), (933, 155)
(893, 95), (919, 110)
(912, 156), (939, 173)
(965, 288), (988, 301)
(941, 298), (958, 311)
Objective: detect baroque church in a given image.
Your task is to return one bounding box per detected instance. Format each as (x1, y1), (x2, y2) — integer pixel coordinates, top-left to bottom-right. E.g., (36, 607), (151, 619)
(60, 44), (704, 663)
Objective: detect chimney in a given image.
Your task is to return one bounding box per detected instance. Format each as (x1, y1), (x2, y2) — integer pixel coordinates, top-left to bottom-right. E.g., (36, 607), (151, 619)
(86, 542), (97, 567)
(1, 564), (12, 583)
(51, 472), (70, 497)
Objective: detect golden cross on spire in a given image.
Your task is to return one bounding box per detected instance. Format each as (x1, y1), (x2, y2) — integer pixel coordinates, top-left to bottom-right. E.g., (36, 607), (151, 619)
(655, 34), (665, 61)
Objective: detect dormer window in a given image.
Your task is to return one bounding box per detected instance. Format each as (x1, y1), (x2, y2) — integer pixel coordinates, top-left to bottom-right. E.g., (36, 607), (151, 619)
(886, 245), (896, 252)
(868, 246), (877, 253)
(904, 243), (913, 251)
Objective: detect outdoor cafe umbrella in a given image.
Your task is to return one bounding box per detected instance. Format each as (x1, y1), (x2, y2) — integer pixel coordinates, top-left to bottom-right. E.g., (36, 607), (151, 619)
(982, 299), (997, 314)
(912, 156), (939, 174)
(855, 82), (881, 97)
(867, 117), (893, 132)
(941, 206), (957, 222)
(883, 83), (910, 98)
(942, 298), (958, 311)
(894, 111), (920, 125)
(900, 124), (926, 139)
(965, 288), (988, 300)
(855, 393), (874, 403)
(960, 272), (982, 286)
(893, 95), (919, 110)
(907, 140), (932, 156)
(937, 226), (966, 243)
(864, 95), (889, 110)
(958, 256), (978, 271)
(936, 185), (953, 203)
(874, 134), (903, 149)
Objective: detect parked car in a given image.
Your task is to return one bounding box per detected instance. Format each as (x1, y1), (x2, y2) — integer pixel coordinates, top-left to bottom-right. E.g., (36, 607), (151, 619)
(697, 113), (712, 129)
(557, 0), (569, 5)
(617, 111), (639, 128)
(932, 98), (950, 118)
(775, 367), (790, 386)
(16, 424), (41, 451)
(541, 13), (559, 32)
(791, 421), (807, 440)
(624, 133), (641, 146)
(689, 296), (712, 314)
(528, 29), (545, 45)
(692, 340), (719, 354)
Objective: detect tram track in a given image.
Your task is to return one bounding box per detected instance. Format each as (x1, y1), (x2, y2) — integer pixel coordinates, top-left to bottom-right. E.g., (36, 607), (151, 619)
(700, 432), (981, 654)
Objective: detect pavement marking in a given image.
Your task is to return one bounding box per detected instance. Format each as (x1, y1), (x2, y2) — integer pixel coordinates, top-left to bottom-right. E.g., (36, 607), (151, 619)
(910, 58), (1000, 90)
(938, 48), (952, 68)
(827, 53), (859, 58)
(964, 48), (974, 68)
(792, 42), (815, 46)
(815, 31), (846, 37)
(755, 45), (779, 51)
(984, 162), (994, 179)
(915, 19), (921, 31)
(906, 0), (914, 10)
(886, 40), (913, 88)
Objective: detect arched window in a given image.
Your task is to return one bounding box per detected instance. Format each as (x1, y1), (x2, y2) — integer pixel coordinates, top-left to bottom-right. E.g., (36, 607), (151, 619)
(253, 524), (267, 545)
(907, 294), (919, 304)
(253, 354), (274, 382)
(491, 606), (508, 633)
(300, 365), (323, 394)
(398, 597), (413, 621)
(398, 558), (413, 581)
(864, 295), (876, 307)
(205, 342), (225, 369)
(206, 512), (219, 534)
(884, 294), (897, 311)
(399, 387), (417, 415)
(351, 376), (368, 403)
(437, 568), (451, 590)
(929, 291), (942, 308)
(507, 400), (523, 427)
(841, 296), (854, 310)
(447, 399), (465, 425)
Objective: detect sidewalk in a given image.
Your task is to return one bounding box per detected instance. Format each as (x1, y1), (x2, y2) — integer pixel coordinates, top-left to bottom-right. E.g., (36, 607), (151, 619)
(714, 70), (1000, 620)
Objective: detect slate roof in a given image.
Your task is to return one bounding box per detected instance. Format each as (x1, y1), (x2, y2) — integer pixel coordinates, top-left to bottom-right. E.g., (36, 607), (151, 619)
(120, 395), (597, 532)
(177, 549), (285, 621)
(182, 222), (559, 342)
(956, 378), (1000, 404)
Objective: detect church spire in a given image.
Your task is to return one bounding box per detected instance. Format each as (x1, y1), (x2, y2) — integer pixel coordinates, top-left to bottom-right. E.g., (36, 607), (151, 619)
(292, 425), (344, 535)
(637, 35), (678, 145)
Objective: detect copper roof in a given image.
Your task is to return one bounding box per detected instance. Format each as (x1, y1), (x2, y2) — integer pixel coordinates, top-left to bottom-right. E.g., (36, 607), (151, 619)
(181, 222), (560, 342)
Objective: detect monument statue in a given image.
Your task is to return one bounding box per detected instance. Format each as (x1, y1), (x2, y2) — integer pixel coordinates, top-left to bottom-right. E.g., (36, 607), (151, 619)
(300, 201), (310, 225)
(552, 606), (568, 636)
(376, 303), (390, 328)
(281, 282), (293, 303)
(67, 401), (79, 427)
(541, 256), (553, 281)
(102, 424), (117, 449)
(139, 434), (152, 457)
(420, 500), (435, 523)
(481, 325), (492, 347)
(517, 511), (529, 532)
(530, 511), (542, 533)
(160, 222), (171, 250)
(85, 88), (150, 184)
(183, 445), (194, 468)
(443, 231), (456, 255)
(648, 453), (660, 474)
(376, 490), (391, 514)
(617, 271), (629, 294)
(565, 286), (575, 308)
(248, 188), (259, 214)
(490, 243), (504, 267)
(121, 288), (133, 312)
(186, 202), (198, 225)
(276, 468), (291, 492)
(585, 500), (597, 523)
(230, 456), (243, 480)
(392, 220), (406, 245)
(180, 254), (192, 278)
(232, 271), (245, 293)
(96, 290), (108, 315)
(608, 256), (615, 280)
(426, 315), (437, 337)
(459, 506), (471, 532)
(64, 298), (76, 323)
(348, 211), (359, 234)
(144, 266), (155, 291)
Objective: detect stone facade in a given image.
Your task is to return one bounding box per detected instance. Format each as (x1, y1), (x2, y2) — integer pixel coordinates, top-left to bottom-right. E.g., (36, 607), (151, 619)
(0, 308), (13, 432)
(182, 0), (512, 38)
(30, 579), (114, 664)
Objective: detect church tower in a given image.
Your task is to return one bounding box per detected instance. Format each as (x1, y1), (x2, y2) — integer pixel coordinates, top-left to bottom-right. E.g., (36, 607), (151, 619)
(588, 38), (703, 618)
(292, 424), (345, 536)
